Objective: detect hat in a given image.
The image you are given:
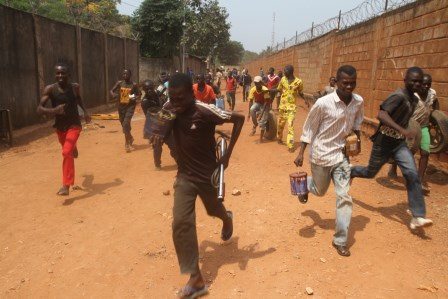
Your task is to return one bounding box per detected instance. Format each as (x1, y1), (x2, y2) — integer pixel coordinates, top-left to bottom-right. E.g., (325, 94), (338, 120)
(254, 76), (263, 83)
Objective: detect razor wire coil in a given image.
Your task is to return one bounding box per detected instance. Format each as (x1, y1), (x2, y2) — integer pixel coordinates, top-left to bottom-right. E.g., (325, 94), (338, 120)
(269, 0), (417, 53)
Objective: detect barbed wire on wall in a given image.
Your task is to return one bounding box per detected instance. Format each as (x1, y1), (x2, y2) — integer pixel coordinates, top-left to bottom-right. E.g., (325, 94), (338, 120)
(270, 0), (417, 53)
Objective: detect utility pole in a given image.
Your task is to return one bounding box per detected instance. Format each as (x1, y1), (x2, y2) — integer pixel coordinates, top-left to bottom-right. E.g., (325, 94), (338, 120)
(181, 0), (187, 73)
(271, 12), (275, 49)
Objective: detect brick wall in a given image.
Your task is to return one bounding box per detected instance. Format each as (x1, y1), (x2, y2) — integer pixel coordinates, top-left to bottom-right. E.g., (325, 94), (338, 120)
(245, 0), (448, 119)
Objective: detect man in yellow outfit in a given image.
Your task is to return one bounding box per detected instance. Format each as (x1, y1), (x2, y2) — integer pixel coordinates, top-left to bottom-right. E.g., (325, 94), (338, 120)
(277, 65), (304, 152)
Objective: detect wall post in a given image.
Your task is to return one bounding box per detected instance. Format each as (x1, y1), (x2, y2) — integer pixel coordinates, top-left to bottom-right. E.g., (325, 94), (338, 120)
(104, 33), (109, 103)
(123, 38), (127, 69)
(75, 25), (83, 98)
(32, 15), (45, 97)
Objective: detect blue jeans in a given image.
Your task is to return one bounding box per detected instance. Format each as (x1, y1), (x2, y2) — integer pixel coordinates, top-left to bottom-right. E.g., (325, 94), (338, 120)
(351, 134), (426, 217)
(308, 157), (352, 246)
(250, 102), (269, 129)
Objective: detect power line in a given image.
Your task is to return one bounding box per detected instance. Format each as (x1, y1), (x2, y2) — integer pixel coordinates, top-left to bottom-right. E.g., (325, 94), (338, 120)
(120, 0), (140, 8)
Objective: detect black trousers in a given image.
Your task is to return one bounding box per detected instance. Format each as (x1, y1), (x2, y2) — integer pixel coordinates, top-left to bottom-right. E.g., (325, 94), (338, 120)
(118, 104), (136, 142)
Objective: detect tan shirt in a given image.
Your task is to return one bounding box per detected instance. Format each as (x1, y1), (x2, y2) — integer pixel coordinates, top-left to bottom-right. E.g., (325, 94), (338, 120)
(412, 88), (436, 127)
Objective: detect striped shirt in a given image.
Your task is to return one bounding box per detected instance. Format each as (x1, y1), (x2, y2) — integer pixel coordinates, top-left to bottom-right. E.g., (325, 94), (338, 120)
(300, 92), (364, 167)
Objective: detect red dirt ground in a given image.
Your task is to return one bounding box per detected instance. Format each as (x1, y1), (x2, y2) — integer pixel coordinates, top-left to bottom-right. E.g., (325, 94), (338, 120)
(1, 92), (447, 298)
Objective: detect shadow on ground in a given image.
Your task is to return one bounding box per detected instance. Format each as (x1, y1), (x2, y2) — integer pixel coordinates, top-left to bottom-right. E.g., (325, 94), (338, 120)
(376, 176), (406, 191)
(199, 237), (276, 283)
(353, 198), (431, 240)
(298, 210), (370, 247)
(63, 174), (123, 206)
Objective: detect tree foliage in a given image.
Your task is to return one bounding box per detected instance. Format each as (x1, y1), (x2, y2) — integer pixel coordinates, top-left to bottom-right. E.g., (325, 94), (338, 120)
(0, 0), (129, 35)
(183, 0), (230, 58)
(217, 40), (244, 65)
(259, 46), (273, 57)
(241, 50), (259, 65)
(131, 0), (184, 58)
(132, 0), (239, 61)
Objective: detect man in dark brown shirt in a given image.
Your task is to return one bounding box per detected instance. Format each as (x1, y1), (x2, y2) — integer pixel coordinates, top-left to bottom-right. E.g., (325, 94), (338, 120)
(165, 74), (244, 298)
(351, 67), (433, 231)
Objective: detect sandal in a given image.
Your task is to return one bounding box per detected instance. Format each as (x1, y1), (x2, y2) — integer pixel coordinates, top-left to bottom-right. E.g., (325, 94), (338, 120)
(332, 242), (350, 257)
(221, 211), (233, 241)
(56, 187), (69, 196)
(177, 285), (208, 299)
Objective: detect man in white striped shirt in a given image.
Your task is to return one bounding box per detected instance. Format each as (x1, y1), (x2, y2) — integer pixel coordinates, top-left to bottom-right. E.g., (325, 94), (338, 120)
(294, 65), (364, 257)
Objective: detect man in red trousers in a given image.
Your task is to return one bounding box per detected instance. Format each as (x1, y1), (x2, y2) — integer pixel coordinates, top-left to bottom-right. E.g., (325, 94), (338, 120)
(37, 62), (91, 196)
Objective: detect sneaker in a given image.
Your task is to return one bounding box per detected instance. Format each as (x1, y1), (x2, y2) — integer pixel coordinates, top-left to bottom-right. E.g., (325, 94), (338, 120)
(125, 143), (131, 153)
(410, 217), (433, 230)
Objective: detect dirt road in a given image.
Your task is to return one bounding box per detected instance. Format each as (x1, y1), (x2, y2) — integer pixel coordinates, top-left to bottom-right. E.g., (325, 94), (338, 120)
(1, 94), (447, 298)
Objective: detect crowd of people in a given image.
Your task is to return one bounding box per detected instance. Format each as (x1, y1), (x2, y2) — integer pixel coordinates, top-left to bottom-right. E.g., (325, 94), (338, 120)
(38, 61), (436, 298)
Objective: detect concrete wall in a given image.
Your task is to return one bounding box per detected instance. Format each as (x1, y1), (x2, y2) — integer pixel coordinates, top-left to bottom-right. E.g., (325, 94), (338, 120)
(245, 0), (448, 119)
(0, 5), (139, 128)
(0, 6), (40, 128)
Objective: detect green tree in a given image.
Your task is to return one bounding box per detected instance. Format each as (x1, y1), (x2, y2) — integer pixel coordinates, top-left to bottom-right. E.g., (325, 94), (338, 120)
(1, 0), (128, 35)
(241, 50), (259, 64)
(217, 40), (244, 65)
(82, 0), (122, 31)
(183, 0), (230, 58)
(131, 0), (184, 57)
(259, 46), (273, 57)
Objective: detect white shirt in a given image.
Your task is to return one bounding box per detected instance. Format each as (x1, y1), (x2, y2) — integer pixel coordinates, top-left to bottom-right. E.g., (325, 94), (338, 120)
(300, 92), (364, 167)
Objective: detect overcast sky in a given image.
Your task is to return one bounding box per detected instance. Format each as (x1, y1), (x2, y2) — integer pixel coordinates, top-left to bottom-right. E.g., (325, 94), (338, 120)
(118, 0), (364, 52)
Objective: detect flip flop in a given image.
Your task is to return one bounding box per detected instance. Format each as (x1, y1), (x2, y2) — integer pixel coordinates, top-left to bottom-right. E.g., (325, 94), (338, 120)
(221, 211), (233, 241)
(177, 285), (208, 299)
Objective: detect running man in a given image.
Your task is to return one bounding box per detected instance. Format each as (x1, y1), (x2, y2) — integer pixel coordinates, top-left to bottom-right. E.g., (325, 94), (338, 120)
(110, 69), (141, 152)
(37, 62), (91, 196)
(225, 71), (237, 111)
(277, 65), (304, 152)
(388, 73), (437, 194)
(214, 68), (223, 89)
(294, 65), (364, 257)
(206, 73), (220, 96)
(266, 67), (280, 108)
(320, 76), (337, 97)
(165, 74), (244, 298)
(241, 69), (252, 102)
(351, 67), (433, 230)
(193, 74), (216, 105)
(248, 76), (271, 142)
(141, 80), (165, 170)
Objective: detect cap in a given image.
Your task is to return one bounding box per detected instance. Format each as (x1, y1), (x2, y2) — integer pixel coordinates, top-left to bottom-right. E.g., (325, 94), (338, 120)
(254, 76), (263, 83)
